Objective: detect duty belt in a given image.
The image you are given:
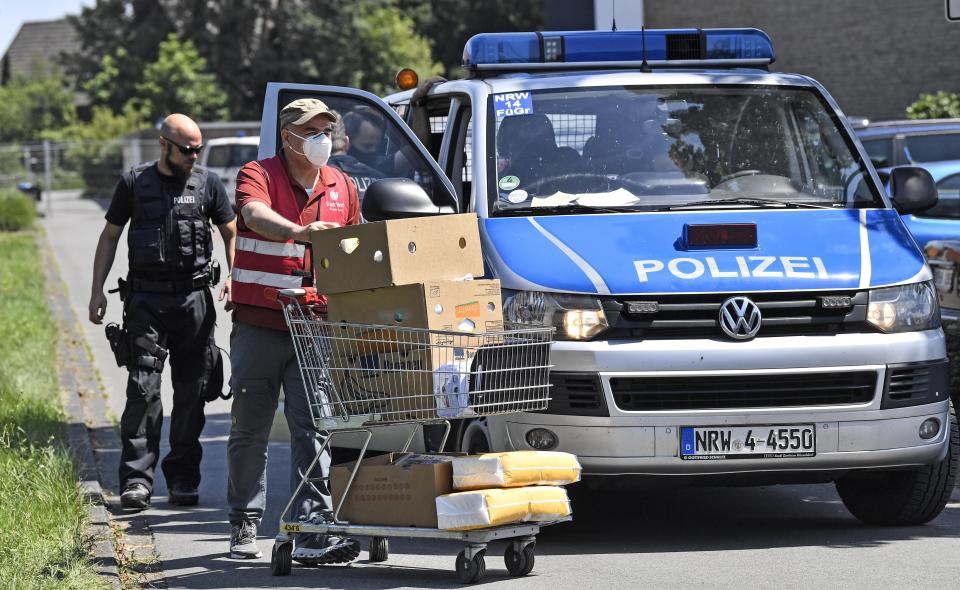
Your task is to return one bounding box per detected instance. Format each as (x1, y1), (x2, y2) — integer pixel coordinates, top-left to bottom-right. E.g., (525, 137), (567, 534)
(128, 273), (211, 294)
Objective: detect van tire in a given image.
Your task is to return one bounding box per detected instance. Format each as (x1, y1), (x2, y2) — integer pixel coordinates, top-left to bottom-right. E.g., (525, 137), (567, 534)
(836, 401), (959, 526)
(459, 419), (491, 454)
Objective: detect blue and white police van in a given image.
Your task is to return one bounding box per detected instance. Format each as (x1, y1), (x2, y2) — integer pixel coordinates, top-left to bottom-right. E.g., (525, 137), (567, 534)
(259, 28), (956, 525)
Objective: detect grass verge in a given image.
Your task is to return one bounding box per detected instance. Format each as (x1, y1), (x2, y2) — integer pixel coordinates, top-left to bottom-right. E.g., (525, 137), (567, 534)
(0, 230), (106, 589)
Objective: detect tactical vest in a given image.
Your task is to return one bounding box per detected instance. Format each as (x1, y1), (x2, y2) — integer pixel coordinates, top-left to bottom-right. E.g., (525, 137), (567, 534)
(127, 162), (213, 278)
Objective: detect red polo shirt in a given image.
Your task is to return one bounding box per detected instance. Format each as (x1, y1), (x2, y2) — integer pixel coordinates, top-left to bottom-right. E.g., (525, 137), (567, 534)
(233, 155), (360, 330)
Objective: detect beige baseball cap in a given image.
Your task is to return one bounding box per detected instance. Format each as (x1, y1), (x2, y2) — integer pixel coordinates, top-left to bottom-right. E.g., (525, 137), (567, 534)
(279, 98), (339, 129)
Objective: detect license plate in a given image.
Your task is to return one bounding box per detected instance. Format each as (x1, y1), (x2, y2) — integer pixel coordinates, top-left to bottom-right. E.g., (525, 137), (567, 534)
(680, 425), (816, 460)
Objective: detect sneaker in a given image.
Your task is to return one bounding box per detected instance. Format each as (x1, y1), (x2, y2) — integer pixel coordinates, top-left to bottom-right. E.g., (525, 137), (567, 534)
(229, 521), (262, 559)
(292, 534), (360, 565)
(120, 483), (151, 510)
(168, 481), (199, 506)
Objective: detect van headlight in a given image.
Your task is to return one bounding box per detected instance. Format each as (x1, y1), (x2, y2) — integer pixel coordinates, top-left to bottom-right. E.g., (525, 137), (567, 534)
(503, 290), (608, 340)
(867, 281), (940, 332)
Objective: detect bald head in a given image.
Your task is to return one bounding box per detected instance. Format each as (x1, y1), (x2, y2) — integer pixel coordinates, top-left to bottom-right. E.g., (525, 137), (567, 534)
(158, 114), (202, 180)
(160, 114), (202, 145)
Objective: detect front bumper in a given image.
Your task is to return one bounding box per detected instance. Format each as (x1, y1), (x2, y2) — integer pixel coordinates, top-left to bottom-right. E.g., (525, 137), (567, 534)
(488, 330), (950, 477)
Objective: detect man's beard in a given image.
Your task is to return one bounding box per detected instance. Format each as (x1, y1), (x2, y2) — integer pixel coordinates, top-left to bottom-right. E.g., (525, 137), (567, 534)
(164, 149), (193, 181)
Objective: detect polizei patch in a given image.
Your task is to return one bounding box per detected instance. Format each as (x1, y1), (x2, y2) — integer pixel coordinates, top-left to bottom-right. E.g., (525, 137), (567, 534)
(633, 256), (829, 282)
(174, 195), (197, 205)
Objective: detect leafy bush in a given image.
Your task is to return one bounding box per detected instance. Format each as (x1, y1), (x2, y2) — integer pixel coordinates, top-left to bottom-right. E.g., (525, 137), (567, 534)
(906, 91), (960, 120)
(0, 190), (37, 231)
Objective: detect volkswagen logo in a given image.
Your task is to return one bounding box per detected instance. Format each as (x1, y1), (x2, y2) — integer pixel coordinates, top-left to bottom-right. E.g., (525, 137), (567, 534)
(718, 296), (762, 340)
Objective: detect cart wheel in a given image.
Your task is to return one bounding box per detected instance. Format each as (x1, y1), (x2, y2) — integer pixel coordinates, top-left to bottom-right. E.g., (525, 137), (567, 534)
(505, 543), (536, 576)
(369, 536), (389, 562)
(271, 542), (292, 576)
(455, 548), (486, 584)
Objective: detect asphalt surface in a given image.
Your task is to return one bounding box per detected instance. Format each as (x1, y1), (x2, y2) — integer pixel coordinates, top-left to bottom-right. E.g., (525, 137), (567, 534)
(42, 189), (960, 589)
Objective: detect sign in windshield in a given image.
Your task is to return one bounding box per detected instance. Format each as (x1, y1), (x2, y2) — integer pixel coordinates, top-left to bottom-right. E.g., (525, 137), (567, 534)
(489, 85), (884, 215)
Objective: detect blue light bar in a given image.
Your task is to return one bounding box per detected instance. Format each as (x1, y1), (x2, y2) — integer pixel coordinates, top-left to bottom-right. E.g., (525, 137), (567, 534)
(462, 28), (774, 72)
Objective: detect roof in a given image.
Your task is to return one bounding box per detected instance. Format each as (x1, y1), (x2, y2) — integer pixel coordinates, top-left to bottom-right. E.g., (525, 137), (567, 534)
(205, 136), (261, 146)
(1, 19), (79, 84)
(853, 118), (960, 139)
(385, 68), (817, 103)
(877, 159), (960, 181)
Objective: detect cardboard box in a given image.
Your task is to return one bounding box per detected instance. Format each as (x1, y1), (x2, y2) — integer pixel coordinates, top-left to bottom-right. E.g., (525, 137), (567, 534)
(311, 213), (484, 295)
(327, 279), (503, 333)
(325, 280), (503, 420)
(330, 453), (460, 528)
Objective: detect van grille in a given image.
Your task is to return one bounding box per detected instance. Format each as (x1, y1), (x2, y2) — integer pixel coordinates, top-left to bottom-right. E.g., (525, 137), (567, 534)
(610, 371), (877, 411)
(881, 360), (949, 409)
(603, 290), (871, 340)
(541, 372), (608, 416)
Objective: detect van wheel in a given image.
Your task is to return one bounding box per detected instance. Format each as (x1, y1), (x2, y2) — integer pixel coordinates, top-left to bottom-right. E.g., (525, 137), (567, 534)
(460, 420), (491, 454)
(836, 401), (959, 525)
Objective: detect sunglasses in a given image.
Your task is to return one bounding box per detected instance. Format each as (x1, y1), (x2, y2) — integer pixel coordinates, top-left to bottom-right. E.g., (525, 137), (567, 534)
(162, 136), (204, 156)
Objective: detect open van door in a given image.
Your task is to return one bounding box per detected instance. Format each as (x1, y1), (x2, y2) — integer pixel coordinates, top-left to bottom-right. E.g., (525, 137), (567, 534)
(260, 83), (459, 454)
(259, 83), (459, 216)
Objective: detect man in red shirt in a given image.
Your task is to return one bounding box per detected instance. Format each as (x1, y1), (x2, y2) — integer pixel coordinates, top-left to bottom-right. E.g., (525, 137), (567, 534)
(226, 99), (360, 563)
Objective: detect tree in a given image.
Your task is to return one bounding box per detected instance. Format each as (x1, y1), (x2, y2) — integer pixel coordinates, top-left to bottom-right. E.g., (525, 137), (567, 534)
(136, 34), (229, 122)
(0, 65), (76, 143)
(352, 3), (443, 95)
(395, 0), (543, 78)
(43, 102), (148, 197)
(66, 0), (535, 120)
(64, 0), (175, 114)
(906, 91), (960, 120)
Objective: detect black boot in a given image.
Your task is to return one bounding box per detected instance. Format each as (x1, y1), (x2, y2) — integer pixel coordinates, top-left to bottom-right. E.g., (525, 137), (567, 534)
(120, 482), (151, 509)
(168, 481), (199, 506)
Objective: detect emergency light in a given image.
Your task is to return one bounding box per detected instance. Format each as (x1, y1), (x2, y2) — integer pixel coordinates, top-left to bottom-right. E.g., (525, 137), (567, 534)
(462, 28), (774, 73)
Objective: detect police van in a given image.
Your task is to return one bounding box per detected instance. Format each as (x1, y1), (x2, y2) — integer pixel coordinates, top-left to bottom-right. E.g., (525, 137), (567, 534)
(259, 28), (957, 525)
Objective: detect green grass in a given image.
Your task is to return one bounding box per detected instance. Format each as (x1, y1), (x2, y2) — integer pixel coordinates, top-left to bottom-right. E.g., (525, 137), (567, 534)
(0, 231), (106, 590)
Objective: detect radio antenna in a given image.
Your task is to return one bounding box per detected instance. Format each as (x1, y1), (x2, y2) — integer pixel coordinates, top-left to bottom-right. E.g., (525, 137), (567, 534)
(640, 26), (651, 72)
(611, 0), (618, 31)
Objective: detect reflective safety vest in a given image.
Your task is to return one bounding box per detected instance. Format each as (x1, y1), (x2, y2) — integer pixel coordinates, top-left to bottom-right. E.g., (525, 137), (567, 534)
(231, 156), (356, 311)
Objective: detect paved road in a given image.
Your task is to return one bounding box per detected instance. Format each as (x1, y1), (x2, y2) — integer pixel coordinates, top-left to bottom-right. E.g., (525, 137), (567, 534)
(43, 190), (960, 589)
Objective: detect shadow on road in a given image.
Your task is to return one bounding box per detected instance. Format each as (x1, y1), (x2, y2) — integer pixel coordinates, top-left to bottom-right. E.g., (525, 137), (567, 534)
(142, 412), (960, 588)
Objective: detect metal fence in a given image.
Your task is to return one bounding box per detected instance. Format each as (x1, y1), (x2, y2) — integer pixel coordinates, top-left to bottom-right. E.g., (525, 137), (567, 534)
(0, 139), (161, 214)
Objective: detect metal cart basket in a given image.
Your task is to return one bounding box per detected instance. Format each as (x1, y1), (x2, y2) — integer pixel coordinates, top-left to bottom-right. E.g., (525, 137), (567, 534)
(270, 288), (564, 583)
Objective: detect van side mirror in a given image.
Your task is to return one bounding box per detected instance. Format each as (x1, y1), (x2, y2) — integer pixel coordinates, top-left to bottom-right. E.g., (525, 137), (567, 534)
(361, 178), (455, 221)
(888, 166), (937, 214)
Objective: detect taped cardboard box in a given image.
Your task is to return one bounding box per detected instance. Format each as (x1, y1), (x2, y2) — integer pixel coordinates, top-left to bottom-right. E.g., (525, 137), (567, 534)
(311, 213), (484, 295)
(330, 453), (461, 528)
(325, 280), (504, 420)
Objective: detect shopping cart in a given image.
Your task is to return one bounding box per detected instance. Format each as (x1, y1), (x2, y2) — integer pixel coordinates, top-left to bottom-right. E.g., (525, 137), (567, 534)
(270, 287), (565, 583)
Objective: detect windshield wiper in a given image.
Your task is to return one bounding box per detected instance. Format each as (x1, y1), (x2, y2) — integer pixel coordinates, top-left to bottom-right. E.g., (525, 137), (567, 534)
(497, 203), (637, 216)
(661, 198), (834, 211)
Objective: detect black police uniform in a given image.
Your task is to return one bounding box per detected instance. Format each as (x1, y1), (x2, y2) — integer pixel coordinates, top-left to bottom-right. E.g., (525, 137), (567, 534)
(104, 161), (235, 496)
(328, 153), (384, 205)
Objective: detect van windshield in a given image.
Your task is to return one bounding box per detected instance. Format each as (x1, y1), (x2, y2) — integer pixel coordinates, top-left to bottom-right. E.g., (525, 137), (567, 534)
(489, 85), (885, 214)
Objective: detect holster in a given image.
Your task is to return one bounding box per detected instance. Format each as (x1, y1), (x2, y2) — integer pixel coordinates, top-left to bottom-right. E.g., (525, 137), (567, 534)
(108, 277), (130, 302)
(200, 341), (226, 402)
(209, 260), (221, 287)
(133, 335), (168, 371)
(104, 323), (131, 368)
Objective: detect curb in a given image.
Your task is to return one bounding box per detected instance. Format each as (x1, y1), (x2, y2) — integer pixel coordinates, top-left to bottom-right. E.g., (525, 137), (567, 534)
(39, 230), (124, 589)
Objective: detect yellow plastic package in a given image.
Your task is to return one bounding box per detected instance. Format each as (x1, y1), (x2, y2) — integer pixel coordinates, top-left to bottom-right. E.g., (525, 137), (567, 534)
(452, 451), (581, 491)
(435, 486), (571, 531)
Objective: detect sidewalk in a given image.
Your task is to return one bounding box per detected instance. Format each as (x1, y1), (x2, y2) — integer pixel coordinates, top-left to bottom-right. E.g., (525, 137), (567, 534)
(44, 190), (468, 590)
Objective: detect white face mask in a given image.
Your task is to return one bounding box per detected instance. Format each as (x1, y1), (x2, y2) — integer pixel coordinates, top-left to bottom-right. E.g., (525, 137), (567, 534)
(286, 130), (332, 167)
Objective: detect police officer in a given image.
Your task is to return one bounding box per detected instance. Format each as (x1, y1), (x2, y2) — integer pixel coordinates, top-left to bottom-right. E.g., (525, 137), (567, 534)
(328, 109), (384, 205)
(89, 114), (237, 510)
